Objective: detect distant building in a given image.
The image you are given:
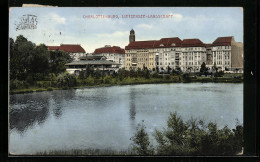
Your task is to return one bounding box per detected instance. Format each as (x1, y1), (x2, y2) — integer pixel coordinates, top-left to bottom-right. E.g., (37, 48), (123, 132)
(129, 29), (135, 43)
(47, 44), (86, 61)
(125, 29), (243, 73)
(65, 55), (120, 75)
(125, 40), (156, 70)
(180, 39), (207, 73)
(93, 45), (125, 68)
(210, 36), (243, 73)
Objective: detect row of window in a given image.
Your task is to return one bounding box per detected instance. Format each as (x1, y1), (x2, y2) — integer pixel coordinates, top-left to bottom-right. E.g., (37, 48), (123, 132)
(213, 54), (230, 60)
(214, 61), (230, 65)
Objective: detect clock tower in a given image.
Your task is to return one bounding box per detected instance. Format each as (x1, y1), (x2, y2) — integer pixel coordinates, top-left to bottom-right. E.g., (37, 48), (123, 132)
(129, 29), (135, 43)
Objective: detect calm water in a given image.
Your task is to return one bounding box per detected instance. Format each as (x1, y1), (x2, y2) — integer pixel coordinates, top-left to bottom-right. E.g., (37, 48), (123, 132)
(9, 83), (243, 154)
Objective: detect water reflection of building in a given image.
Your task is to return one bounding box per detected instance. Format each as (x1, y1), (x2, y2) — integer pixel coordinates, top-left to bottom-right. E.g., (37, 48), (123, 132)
(129, 88), (136, 120)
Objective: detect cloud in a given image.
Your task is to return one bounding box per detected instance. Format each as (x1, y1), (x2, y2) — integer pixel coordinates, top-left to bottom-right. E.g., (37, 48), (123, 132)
(136, 23), (153, 29)
(50, 13), (66, 24)
(172, 13), (183, 21)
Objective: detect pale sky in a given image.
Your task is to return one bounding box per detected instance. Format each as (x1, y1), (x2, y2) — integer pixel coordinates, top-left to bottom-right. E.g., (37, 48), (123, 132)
(9, 7), (243, 53)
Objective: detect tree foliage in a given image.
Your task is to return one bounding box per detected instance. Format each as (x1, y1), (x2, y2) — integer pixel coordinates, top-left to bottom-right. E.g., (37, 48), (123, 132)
(200, 62), (208, 75)
(132, 112), (243, 155)
(131, 123), (154, 155)
(10, 35), (73, 83)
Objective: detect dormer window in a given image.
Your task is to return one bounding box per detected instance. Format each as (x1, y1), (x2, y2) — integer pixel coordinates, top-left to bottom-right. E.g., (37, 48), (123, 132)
(171, 43), (176, 46)
(160, 44), (164, 46)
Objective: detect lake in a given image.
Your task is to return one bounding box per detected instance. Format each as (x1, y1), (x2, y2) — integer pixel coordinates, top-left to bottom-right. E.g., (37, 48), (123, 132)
(9, 83), (243, 154)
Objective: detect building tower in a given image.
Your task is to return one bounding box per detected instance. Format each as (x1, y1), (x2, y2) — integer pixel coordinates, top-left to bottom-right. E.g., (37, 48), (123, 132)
(129, 29), (135, 43)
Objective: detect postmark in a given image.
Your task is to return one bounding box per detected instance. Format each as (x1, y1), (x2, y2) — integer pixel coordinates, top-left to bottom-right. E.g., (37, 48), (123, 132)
(16, 14), (38, 31)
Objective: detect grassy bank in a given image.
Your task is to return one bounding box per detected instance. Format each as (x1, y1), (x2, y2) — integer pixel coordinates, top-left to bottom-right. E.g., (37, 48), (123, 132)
(33, 148), (136, 156)
(10, 75), (243, 94)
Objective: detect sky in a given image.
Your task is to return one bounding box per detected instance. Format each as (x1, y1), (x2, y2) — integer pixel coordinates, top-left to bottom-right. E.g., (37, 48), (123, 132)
(9, 7), (243, 53)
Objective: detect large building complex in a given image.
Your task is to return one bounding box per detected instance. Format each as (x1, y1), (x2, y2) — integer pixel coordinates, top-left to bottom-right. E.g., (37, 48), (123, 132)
(125, 29), (243, 73)
(93, 45), (125, 68)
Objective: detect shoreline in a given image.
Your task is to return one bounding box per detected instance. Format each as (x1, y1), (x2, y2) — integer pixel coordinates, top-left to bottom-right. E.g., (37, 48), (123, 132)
(10, 78), (243, 95)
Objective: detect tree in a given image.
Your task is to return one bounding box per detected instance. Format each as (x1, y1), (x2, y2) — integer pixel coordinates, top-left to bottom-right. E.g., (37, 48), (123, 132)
(49, 50), (72, 75)
(187, 67), (192, 74)
(56, 72), (77, 88)
(200, 62), (208, 75)
(212, 62), (218, 73)
(167, 65), (171, 74)
(131, 123), (154, 155)
(30, 44), (50, 76)
(10, 35), (36, 80)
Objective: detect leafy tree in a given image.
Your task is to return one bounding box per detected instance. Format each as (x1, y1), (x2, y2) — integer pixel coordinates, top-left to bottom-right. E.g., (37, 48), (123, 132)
(200, 62), (208, 75)
(94, 68), (101, 79)
(56, 72), (77, 88)
(30, 44), (50, 76)
(10, 35), (36, 80)
(144, 69), (150, 79)
(131, 123), (154, 155)
(49, 50), (72, 75)
(167, 66), (171, 74)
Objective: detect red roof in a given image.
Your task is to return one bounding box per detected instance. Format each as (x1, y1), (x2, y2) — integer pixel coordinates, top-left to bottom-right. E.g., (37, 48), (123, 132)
(47, 44), (86, 53)
(94, 46), (125, 54)
(205, 44), (212, 47)
(154, 37), (182, 48)
(125, 37), (206, 49)
(212, 37), (233, 46)
(125, 40), (158, 50)
(181, 39), (206, 47)
(47, 46), (60, 51)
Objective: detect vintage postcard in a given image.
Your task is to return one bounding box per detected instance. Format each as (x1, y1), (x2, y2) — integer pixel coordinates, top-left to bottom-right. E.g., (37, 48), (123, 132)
(9, 7), (244, 156)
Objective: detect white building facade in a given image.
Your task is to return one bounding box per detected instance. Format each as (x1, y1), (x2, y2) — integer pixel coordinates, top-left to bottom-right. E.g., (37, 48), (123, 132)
(93, 45), (125, 68)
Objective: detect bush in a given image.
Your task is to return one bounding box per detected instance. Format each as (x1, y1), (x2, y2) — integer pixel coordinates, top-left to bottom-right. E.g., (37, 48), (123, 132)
(10, 79), (27, 90)
(56, 72), (77, 88)
(25, 75), (34, 85)
(164, 75), (171, 80)
(131, 123), (154, 155)
(132, 112), (244, 155)
(85, 77), (95, 86)
(103, 75), (112, 84)
(47, 87), (53, 91)
(36, 81), (53, 88)
(182, 74), (191, 82)
(44, 73), (56, 81)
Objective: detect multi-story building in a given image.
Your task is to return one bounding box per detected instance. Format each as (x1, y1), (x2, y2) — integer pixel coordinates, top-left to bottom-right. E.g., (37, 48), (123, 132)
(47, 44), (86, 61)
(93, 45), (125, 68)
(180, 39), (207, 72)
(154, 38), (182, 72)
(210, 36), (243, 72)
(125, 29), (243, 73)
(125, 41), (156, 70)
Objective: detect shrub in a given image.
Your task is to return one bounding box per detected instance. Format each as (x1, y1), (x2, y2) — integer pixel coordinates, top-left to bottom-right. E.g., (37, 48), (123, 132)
(103, 75), (112, 84)
(85, 77), (95, 86)
(131, 123), (154, 155)
(56, 72), (77, 88)
(132, 112), (244, 155)
(47, 87), (53, 91)
(182, 74), (191, 82)
(25, 75), (34, 85)
(10, 79), (25, 90)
